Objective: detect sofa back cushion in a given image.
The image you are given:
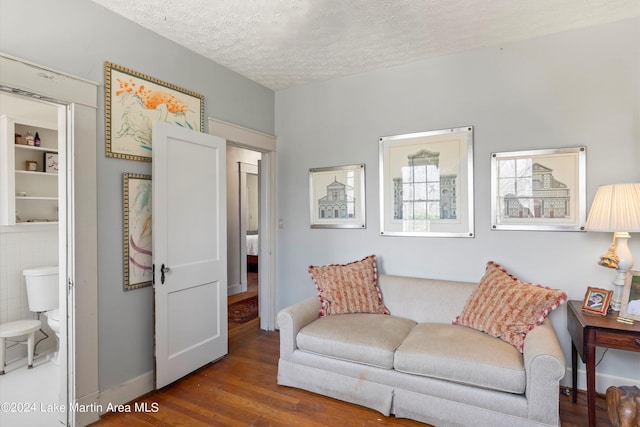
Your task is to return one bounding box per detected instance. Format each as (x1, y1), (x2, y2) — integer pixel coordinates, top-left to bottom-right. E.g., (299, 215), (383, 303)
(378, 275), (477, 323)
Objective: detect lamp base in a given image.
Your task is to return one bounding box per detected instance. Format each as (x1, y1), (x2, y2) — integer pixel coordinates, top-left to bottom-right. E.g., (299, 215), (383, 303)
(610, 270), (626, 312)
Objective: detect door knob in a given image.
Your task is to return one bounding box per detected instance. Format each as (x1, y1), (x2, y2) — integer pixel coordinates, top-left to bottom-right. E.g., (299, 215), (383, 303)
(161, 264), (170, 284)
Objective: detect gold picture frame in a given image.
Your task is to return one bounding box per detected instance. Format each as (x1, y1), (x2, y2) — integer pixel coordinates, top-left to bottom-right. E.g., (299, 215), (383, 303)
(123, 173), (152, 290)
(105, 62), (204, 162)
(581, 286), (613, 316)
(620, 269), (640, 321)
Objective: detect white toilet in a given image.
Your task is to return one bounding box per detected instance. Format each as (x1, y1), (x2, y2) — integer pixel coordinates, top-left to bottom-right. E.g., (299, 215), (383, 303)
(23, 266), (60, 365)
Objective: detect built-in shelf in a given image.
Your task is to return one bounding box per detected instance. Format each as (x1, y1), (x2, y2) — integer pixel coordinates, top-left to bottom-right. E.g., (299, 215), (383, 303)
(0, 115), (59, 225)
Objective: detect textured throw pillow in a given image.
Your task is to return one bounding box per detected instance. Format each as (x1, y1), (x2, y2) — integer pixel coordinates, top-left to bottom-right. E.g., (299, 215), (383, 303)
(453, 261), (567, 352)
(309, 255), (389, 316)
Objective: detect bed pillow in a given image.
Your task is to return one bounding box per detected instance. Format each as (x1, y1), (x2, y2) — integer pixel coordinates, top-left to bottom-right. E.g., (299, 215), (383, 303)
(309, 255), (389, 316)
(453, 261), (567, 352)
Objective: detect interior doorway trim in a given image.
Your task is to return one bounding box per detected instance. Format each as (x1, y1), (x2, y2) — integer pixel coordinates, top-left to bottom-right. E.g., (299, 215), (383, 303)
(208, 117), (277, 331)
(0, 53), (99, 426)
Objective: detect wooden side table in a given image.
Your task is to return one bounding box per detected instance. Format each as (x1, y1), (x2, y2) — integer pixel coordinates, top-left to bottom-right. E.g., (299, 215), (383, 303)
(567, 300), (640, 427)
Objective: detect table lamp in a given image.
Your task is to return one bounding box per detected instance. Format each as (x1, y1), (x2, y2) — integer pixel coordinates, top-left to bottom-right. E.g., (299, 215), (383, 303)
(585, 183), (640, 311)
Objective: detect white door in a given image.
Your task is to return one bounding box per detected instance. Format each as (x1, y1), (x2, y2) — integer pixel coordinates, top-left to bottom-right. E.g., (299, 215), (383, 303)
(153, 121), (227, 389)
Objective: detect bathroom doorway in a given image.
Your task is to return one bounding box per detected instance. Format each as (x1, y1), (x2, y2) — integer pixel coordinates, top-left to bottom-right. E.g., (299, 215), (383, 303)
(0, 91), (68, 426)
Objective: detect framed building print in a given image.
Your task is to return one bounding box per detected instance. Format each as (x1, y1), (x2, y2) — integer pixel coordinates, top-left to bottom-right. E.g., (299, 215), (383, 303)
(379, 126), (474, 237)
(491, 147), (586, 231)
(309, 164), (366, 229)
(105, 62), (204, 162)
(123, 173), (152, 290)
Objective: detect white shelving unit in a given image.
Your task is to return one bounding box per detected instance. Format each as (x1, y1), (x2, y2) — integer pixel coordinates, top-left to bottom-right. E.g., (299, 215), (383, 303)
(0, 115), (59, 225)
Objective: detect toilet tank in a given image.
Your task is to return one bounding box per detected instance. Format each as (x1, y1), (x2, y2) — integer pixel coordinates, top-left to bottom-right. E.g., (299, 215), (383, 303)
(23, 266), (59, 312)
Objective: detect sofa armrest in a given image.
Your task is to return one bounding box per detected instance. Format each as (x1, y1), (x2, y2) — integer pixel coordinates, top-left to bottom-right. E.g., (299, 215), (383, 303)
(277, 297), (320, 361)
(523, 319), (566, 424)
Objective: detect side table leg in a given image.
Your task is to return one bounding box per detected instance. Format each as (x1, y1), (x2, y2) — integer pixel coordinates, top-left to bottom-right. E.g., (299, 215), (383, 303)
(585, 330), (596, 427)
(571, 342), (578, 404)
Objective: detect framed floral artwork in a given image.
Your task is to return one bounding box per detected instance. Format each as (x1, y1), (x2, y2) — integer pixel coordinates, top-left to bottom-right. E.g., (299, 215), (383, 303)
(123, 173), (152, 290)
(105, 62), (204, 162)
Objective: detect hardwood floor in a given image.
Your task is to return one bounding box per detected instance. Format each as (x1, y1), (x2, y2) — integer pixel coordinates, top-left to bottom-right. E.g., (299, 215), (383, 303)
(91, 319), (612, 426)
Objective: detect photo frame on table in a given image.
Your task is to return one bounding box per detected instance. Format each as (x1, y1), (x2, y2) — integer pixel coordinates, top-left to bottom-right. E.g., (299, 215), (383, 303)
(105, 62), (204, 162)
(620, 270), (640, 321)
(581, 286), (613, 315)
(491, 147), (586, 231)
(379, 126), (474, 237)
(309, 164), (366, 229)
(123, 173), (152, 291)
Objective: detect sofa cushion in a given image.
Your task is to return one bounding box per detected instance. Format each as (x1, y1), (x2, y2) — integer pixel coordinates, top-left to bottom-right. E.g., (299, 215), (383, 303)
(453, 261), (567, 352)
(394, 323), (526, 394)
(309, 255), (389, 316)
(296, 314), (416, 369)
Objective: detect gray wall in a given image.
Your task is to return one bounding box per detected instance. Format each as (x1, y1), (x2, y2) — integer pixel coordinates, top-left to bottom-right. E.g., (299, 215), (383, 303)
(275, 18), (640, 385)
(1, 0), (274, 392)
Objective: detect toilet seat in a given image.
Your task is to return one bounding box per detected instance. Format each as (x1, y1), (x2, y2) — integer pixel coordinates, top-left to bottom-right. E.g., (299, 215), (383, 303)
(46, 309), (59, 322)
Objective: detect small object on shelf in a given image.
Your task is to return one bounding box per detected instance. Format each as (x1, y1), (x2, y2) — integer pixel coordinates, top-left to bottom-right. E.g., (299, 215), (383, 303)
(34, 132), (41, 147)
(24, 131), (34, 146)
(16, 192), (27, 197)
(25, 160), (38, 171)
(14, 133), (25, 145)
(44, 152), (58, 173)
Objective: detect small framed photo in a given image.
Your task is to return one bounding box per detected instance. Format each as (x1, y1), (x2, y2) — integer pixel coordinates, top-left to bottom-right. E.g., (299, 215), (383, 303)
(44, 152), (58, 173)
(581, 287), (613, 315)
(620, 270), (640, 321)
(309, 164), (366, 229)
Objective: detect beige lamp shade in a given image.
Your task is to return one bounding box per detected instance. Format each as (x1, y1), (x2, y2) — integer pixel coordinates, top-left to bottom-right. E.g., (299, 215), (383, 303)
(585, 183), (640, 232)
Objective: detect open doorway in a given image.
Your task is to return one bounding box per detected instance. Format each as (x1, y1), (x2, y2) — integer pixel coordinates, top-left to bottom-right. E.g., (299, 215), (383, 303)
(0, 89), (68, 427)
(209, 117), (277, 331)
(227, 147), (261, 328)
(0, 53), (99, 426)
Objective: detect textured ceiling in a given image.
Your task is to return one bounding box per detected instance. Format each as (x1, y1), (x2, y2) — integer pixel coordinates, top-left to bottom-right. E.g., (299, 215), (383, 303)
(90, 0), (640, 91)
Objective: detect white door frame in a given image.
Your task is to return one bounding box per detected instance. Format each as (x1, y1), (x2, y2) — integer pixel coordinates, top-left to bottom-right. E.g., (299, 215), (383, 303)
(0, 53), (99, 426)
(208, 117), (277, 331)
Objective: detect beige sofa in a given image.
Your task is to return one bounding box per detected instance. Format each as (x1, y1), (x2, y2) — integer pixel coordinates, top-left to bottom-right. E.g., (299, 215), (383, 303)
(277, 274), (566, 427)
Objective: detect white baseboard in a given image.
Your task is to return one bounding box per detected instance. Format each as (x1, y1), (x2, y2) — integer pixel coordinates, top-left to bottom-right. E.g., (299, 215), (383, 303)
(97, 371), (153, 413)
(73, 390), (100, 427)
(562, 368), (640, 394)
(228, 283), (242, 295)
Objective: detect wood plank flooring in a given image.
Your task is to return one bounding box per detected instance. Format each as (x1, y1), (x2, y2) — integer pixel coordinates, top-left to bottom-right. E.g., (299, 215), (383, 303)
(93, 281), (612, 427)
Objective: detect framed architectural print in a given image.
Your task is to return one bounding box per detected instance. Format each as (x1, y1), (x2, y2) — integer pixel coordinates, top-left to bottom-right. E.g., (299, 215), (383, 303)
(491, 147), (586, 231)
(105, 62), (204, 162)
(123, 173), (152, 290)
(620, 270), (640, 321)
(379, 126), (474, 237)
(581, 286), (612, 315)
(309, 164), (366, 229)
